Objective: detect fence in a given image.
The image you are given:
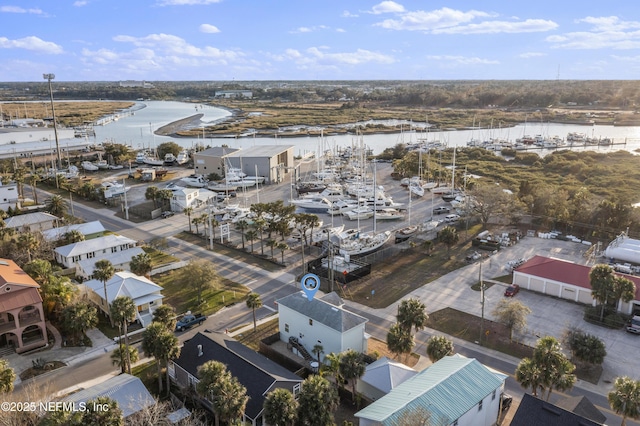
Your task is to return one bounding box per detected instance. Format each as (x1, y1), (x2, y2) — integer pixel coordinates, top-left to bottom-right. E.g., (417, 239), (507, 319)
(151, 261), (188, 276)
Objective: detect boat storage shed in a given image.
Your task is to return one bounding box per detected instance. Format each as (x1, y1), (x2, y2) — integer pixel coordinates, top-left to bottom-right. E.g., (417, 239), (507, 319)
(224, 145), (294, 184)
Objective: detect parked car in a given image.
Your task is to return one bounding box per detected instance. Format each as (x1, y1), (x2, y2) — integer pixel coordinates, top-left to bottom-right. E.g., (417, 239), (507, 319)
(466, 251), (482, 263)
(444, 214), (460, 223)
(626, 315), (640, 334)
(175, 312), (207, 332)
(504, 284), (520, 297)
(161, 211), (174, 218)
(501, 394), (513, 412)
(433, 206), (451, 215)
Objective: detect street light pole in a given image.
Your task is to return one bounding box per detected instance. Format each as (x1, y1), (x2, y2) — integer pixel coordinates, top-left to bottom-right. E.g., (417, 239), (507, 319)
(43, 73), (62, 170)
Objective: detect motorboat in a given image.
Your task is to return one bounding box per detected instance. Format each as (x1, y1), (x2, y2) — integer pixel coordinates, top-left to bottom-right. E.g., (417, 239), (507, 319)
(409, 182), (424, 197)
(176, 151), (190, 165)
(180, 175), (208, 188)
(135, 152), (147, 164)
(344, 206), (374, 220)
(290, 197), (332, 213)
(144, 156), (164, 166)
(375, 208), (405, 221)
(337, 230), (392, 257)
(164, 153), (177, 165)
(81, 161), (99, 172)
(310, 224), (345, 244)
(327, 199), (358, 216)
(100, 181), (129, 199)
(395, 225), (419, 243)
(298, 184), (344, 202)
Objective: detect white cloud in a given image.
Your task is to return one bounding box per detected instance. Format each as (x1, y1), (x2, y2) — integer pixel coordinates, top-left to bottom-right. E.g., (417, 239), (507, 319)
(0, 5), (44, 14)
(73, 1), (88, 6)
(376, 7), (490, 31)
(427, 55), (499, 65)
(434, 19), (557, 34)
(199, 24), (220, 33)
(519, 52), (546, 58)
(547, 16), (640, 50)
(290, 25), (330, 34)
(370, 1), (405, 15)
(342, 10), (358, 18)
(156, 0), (221, 5)
(0, 36), (63, 54)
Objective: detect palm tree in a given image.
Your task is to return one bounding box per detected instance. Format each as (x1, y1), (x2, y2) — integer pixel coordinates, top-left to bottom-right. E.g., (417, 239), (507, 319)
(245, 229), (258, 253)
(110, 296), (137, 374)
(266, 238), (278, 260)
(197, 360), (248, 426)
(515, 357), (544, 397)
(45, 194), (67, 217)
(151, 304), (177, 332)
(438, 225), (459, 256)
(192, 216), (202, 235)
(608, 376), (640, 426)
(183, 207), (194, 232)
(396, 298), (428, 336)
(129, 252), (153, 277)
(253, 218), (266, 255)
(0, 359), (16, 394)
(145, 186), (159, 208)
(60, 302), (98, 345)
(263, 388), (298, 426)
(277, 242), (289, 264)
(297, 375), (339, 426)
(27, 174), (40, 205)
(246, 292), (263, 332)
(312, 343), (324, 364)
(339, 349), (366, 405)
(387, 323), (414, 363)
(235, 219), (249, 250)
(18, 233), (39, 263)
(426, 335), (454, 363)
(93, 259), (115, 327)
(142, 322), (181, 396)
(533, 336), (576, 401)
(110, 345), (139, 374)
(323, 352), (343, 389)
(62, 229), (85, 245)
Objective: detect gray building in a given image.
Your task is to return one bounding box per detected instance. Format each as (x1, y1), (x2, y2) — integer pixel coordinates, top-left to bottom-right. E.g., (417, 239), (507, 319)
(192, 146), (240, 177)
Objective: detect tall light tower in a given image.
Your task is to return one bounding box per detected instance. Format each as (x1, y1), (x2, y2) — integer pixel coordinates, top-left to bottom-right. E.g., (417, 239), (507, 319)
(43, 73), (62, 169)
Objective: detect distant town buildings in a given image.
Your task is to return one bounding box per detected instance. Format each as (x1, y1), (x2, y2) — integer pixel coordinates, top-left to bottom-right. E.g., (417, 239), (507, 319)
(214, 90), (252, 99)
(118, 80), (154, 88)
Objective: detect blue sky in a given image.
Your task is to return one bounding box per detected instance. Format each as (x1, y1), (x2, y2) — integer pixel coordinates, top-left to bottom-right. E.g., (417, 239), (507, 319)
(1, 1), (640, 81)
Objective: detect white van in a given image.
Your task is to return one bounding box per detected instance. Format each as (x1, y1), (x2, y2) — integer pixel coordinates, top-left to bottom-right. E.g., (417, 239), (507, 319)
(444, 214), (460, 223)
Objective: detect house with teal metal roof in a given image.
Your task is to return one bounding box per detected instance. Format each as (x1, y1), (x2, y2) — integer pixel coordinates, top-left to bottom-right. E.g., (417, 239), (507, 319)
(355, 354), (507, 426)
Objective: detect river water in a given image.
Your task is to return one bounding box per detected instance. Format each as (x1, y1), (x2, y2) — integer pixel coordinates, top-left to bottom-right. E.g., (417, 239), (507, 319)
(93, 101), (640, 157)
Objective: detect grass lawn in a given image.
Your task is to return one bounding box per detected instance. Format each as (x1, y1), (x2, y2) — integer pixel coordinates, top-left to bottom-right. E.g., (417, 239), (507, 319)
(234, 317), (279, 351)
(153, 269), (249, 316)
(132, 360), (163, 397)
(143, 246), (179, 266)
(175, 231), (283, 273)
(95, 315), (120, 340)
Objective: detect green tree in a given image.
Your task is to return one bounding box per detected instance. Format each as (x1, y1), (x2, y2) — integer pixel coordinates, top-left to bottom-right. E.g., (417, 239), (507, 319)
(531, 336), (576, 401)
(266, 238), (278, 260)
(145, 186), (159, 208)
(157, 141), (181, 159)
(197, 360), (248, 426)
(245, 229), (258, 252)
(263, 388), (298, 426)
(437, 225), (459, 256)
(60, 302), (98, 345)
(235, 219), (250, 250)
(564, 328), (607, 366)
(590, 263), (617, 321)
(396, 298), (428, 336)
(183, 207), (194, 232)
(18, 233), (39, 263)
(312, 343), (324, 364)
(93, 259), (116, 327)
(0, 359), (15, 394)
(245, 292), (263, 332)
(142, 322), (181, 396)
(297, 375), (339, 426)
(82, 396), (123, 426)
(45, 194), (67, 217)
(129, 252), (153, 277)
(180, 259), (220, 305)
(110, 345), (139, 374)
(339, 349), (366, 405)
(608, 376), (640, 426)
(151, 304), (177, 332)
(387, 323), (414, 363)
(61, 229), (85, 245)
(426, 335), (454, 363)
(277, 242), (289, 264)
(515, 357), (544, 397)
(322, 352), (343, 389)
(492, 298), (532, 341)
(110, 296), (137, 374)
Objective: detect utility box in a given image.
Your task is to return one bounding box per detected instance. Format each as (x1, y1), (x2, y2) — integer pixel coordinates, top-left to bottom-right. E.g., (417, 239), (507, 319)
(140, 168), (156, 181)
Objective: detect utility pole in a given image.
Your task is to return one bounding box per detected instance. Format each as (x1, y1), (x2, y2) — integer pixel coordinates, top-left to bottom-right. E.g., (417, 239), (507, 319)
(43, 74), (62, 170)
(479, 261), (486, 345)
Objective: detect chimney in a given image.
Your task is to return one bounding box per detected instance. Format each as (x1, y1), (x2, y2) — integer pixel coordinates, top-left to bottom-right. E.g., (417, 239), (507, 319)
(197, 344), (203, 357)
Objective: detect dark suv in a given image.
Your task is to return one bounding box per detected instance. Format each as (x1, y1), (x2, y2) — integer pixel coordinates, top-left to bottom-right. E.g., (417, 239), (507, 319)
(433, 206), (451, 215)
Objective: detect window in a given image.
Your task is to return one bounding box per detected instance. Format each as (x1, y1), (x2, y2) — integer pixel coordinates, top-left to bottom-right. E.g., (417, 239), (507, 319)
(87, 252), (95, 259)
(285, 324), (289, 333)
(478, 400), (483, 411)
(492, 390), (496, 400)
(309, 319), (313, 326)
(111, 247), (118, 253)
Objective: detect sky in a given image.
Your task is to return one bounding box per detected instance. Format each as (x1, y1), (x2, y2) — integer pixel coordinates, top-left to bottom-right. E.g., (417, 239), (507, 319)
(1, 1), (640, 82)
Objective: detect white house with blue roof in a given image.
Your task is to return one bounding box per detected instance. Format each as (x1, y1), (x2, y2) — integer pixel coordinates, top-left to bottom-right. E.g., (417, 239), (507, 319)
(355, 354), (507, 426)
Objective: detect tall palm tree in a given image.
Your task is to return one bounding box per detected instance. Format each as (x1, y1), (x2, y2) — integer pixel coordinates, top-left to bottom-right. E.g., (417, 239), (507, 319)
(129, 252), (153, 277)
(312, 343), (324, 364)
(396, 298), (428, 336)
(387, 323), (414, 363)
(608, 376), (640, 426)
(263, 388), (298, 426)
(18, 233), (39, 263)
(111, 296), (137, 374)
(426, 335), (454, 363)
(142, 322), (181, 396)
(515, 357), (544, 397)
(45, 194), (67, 217)
(183, 207), (194, 232)
(340, 349), (366, 405)
(297, 375), (338, 426)
(266, 238), (278, 260)
(235, 219), (249, 250)
(110, 345), (139, 374)
(151, 304), (177, 332)
(197, 360), (248, 426)
(277, 242), (289, 264)
(246, 292), (263, 332)
(27, 174), (41, 205)
(145, 186), (159, 208)
(93, 259), (116, 327)
(323, 352), (343, 389)
(245, 229), (258, 252)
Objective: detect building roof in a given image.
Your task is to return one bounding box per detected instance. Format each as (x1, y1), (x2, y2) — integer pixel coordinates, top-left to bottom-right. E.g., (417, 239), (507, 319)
(555, 395), (607, 424)
(516, 255), (640, 300)
(62, 373), (154, 418)
(0, 287), (42, 312)
(41, 221), (106, 241)
(277, 291), (368, 332)
(225, 145), (293, 158)
(76, 246), (145, 276)
(174, 332), (302, 421)
(84, 271), (162, 305)
(0, 258), (39, 288)
(54, 234), (137, 258)
(355, 354), (505, 424)
(196, 146), (240, 157)
(511, 393), (603, 426)
(360, 357), (417, 395)
(5, 212), (58, 228)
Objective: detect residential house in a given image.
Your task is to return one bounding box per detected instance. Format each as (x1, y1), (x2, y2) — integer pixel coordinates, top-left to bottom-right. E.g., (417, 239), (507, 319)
(84, 271), (163, 327)
(61, 373), (155, 418)
(277, 291), (368, 364)
(170, 331), (303, 426)
(0, 182), (20, 211)
(513, 255), (640, 314)
(168, 186), (215, 212)
(510, 393), (604, 426)
(75, 246), (145, 280)
(356, 357), (417, 401)
(41, 220), (106, 242)
(0, 259), (47, 354)
(5, 211), (58, 233)
(53, 234), (137, 269)
(355, 354), (507, 426)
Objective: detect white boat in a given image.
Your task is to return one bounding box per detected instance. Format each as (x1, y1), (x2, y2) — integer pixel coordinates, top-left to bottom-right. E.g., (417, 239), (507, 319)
(395, 225), (419, 242)
(176, 151), (190, 165)
(135, 152), (147, 164)
(409, 182), (424, 197)
(298, 184), (344, 202)
(81, 161), (99, 172)
(344, 206), (375, 220)
(144, 156), (164, 166)
(164, 153), (177, 165)
(337, 230), (392, 256)
(100, 181), (129, 199)
(180, 175), (208, 188)
(310, 224), (345, 244)
(327, 199), (358, 216)
(290, 197), (332, 213)
(375, 208), (405, 221)
(225, 177), (257, 188)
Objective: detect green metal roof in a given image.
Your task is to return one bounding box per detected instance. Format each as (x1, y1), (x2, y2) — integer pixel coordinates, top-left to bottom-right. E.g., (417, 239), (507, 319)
(355, 354), (505, 425)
